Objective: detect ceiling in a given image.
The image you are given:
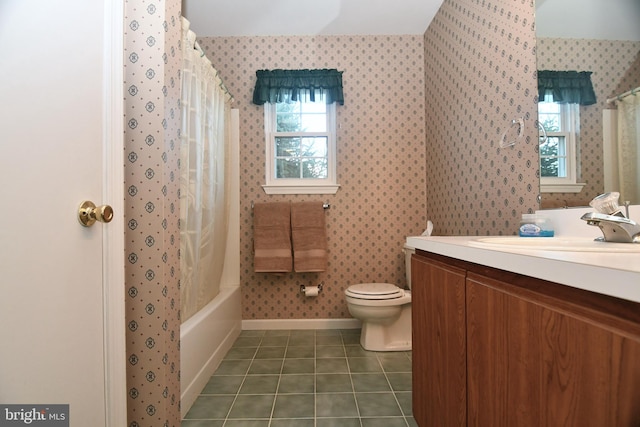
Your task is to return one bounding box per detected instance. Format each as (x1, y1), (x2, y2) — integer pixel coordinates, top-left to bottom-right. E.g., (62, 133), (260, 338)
(182, 0), (445, 37)
(183, 0), (640, 40)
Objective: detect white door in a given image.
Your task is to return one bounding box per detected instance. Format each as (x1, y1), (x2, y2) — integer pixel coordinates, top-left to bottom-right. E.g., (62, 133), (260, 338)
(0, 1), (126, 426)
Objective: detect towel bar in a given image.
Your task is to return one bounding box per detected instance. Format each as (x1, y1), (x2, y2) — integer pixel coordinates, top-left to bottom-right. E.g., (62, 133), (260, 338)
(251, 202), (330, 210)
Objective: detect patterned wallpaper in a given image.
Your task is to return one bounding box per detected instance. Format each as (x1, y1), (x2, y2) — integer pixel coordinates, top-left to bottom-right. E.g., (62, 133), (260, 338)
(537, 38), (640, 208)
(124, 0), (182, 425)
(197, 35), (428, 320)
(424, 0), (539, 236)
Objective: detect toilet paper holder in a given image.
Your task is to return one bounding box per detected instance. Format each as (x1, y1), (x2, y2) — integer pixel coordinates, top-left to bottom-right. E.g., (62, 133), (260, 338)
(300, 282), (324, 294)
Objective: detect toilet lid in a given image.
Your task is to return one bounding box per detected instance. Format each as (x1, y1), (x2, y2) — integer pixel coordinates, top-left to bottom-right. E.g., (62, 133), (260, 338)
(346, 283), (404, 300)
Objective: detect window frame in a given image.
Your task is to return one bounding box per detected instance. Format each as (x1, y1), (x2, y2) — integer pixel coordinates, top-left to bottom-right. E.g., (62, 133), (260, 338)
(262, 101), (339, 195)
(538, 101), (586, 193)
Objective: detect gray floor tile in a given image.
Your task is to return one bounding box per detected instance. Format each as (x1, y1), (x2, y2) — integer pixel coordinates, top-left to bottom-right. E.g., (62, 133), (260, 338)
(379, 354), (412, 372)
(316, 329), (341, 336)
(386, 372), (412, 391)
(214, 359), (251, 375)
(316, 358), (348, 373)
(288, 335), (315, 346)
(248, 359), (283, 374)
(227, 394), (275, 419)
(223, 346), (257, 360)
(316, 393), (359, 417)
(201, 375), (244, 394)
(181, 329), (414, 425)
(278, 374), (315, 393)
(406, 415), (419, 426)
(239, 330), (265, 337)
(316, 418), (361, 427)
(255, 346), (286, 359)
(285, 346), (315, 358)
(342, 334), (362, 345)
(223, 420), (269, 427)
(316, 345), (346, 358)
(316, 335), (343, 346)
(232, 336), (262, 347)
(361, 417), (410, 427)
(183, 395), (234, 419)
(265, 329), (291, 337)
(355, 392), (403, 417)
(180, 420), (224, 427)
(345, 344), (376, 357)
(351, 373), (392, 392)
(348, 357), (383, 373)
(261, 335), (289, 346)
(282, 358), (315, 374)
(272, 394), (315, 418)
(239, 375), (279, 394)
(396, 391), (413, 415)
(316, 373), (353, 393)
(270, 419), (315, 427)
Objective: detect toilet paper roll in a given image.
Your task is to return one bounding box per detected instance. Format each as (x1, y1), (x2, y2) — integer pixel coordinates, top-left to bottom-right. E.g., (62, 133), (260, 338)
(304, 285), (319, 297)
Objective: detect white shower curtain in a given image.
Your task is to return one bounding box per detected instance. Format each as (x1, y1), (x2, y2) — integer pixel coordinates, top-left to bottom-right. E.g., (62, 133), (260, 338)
(180, 18), (232, 322)
(617, 93), (640, 204)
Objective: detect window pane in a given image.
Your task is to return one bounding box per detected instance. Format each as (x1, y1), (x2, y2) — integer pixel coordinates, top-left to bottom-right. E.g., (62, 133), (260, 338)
(301, 137), (327, 157)
(276, 112), (301, 132)
(300, 102), (326, 114)
(540, 157), (559, 178)
(302, 158), (328, 178)
(540, 136), (567, 178)
(300, 114), (326, 131)
(540, 136), (560, 156)
(275, 137), (300, 157)
(276, 158), (300, 178)
(276, 102), (301, 132)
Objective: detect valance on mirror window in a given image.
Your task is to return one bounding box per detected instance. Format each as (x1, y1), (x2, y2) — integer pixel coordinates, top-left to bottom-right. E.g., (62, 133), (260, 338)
(538, 70), (596, 105)
(252, 69), (344, 105)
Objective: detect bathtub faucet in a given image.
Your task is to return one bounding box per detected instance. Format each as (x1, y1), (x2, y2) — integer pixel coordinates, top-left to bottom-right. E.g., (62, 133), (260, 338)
(580, 193), (640, 243)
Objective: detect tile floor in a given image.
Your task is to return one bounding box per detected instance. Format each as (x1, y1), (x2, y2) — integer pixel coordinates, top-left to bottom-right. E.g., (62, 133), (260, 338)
(182, 329), (416, 427)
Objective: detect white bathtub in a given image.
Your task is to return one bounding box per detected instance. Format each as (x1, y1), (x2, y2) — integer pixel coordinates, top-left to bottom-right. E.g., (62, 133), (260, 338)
(180, 286), (241, 417)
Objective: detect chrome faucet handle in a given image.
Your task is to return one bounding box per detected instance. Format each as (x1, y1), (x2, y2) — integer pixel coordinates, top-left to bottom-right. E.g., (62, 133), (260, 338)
(624, 200), (631, 219)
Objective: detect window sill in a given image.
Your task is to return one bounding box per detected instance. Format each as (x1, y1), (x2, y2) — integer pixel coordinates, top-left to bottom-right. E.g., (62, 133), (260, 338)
(540, 182), (586, 193)
(262, 184), (340, 195)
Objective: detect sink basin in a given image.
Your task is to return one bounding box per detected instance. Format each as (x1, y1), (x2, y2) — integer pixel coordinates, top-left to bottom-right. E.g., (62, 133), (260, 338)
(469, 236), (640, 252)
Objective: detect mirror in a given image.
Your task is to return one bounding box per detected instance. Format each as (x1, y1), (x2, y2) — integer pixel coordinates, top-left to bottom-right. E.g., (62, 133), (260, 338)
(536, 0), (640, 207)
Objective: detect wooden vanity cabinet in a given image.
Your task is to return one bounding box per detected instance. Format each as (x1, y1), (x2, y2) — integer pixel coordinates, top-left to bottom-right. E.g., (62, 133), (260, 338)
(412, 250), (640, 427)
(411, 254), (467, 427)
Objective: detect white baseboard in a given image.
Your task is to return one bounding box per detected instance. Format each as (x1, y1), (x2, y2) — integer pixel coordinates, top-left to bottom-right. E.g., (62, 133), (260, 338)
(242, 318), (362, 331)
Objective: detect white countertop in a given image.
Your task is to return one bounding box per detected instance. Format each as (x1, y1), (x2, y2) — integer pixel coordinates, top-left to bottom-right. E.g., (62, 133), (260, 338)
(406, 235), (640, 304)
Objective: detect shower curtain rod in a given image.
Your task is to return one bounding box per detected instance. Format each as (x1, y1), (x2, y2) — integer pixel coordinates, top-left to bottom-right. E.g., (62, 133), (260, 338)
(193, 40), (234, 101)
(606, 86), (640, 104)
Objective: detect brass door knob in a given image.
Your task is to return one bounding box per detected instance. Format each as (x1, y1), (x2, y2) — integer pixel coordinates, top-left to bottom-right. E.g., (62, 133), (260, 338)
(78, 201), (114, 227)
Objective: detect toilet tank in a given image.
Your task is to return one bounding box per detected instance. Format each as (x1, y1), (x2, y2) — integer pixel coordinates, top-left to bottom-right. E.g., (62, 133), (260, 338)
(403, 244), (416, 289)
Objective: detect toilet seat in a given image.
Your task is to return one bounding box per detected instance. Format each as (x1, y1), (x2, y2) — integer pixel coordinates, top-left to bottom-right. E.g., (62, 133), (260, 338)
(345, 283), (405, 300)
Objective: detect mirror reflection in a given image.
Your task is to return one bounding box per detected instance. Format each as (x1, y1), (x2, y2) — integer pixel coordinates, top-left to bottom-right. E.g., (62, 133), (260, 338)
(536, 0), (640, 207)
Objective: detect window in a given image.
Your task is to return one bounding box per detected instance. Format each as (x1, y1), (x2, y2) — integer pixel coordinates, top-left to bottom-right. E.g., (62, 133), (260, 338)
(538, 96), (585, 193)
(263, 99), (339, 194)
(252, 68), (343, 195)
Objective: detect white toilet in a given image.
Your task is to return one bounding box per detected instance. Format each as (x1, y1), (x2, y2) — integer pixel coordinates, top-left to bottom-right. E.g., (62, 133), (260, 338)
(344, 244), (415, 351)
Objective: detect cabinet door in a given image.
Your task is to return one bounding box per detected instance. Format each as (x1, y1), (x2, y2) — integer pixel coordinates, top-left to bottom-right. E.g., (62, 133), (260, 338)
(412, 255), (467, 427)
(466, 273), (640, 427)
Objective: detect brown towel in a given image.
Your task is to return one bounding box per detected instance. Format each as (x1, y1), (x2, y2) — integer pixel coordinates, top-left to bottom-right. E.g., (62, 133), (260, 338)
(291, 202), (328, 272)
(253, 202), (292, 273)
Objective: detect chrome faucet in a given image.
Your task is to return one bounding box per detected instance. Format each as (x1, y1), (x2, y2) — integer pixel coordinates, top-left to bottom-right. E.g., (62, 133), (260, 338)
(580, 193), (640, 243)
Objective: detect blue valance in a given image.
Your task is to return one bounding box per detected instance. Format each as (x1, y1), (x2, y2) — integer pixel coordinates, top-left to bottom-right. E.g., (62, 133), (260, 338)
(538, 70), (596, 106)
(252, 69), (344, 105)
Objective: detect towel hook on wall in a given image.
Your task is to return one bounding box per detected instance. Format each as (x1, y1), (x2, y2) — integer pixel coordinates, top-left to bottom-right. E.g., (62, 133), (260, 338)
(499, 117), (525, 148)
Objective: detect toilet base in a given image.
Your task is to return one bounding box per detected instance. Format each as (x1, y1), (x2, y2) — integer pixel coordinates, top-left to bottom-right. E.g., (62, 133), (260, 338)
(358, 305), (412, 352)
